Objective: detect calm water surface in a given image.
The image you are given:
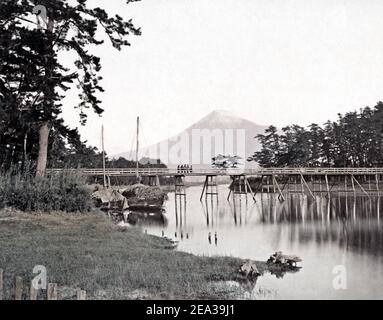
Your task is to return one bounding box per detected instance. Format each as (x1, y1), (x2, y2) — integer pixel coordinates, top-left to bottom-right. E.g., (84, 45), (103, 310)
(128, 185), (383, 300)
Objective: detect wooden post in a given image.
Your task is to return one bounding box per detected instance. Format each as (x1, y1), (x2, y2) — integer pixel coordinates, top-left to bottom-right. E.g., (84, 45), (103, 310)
(244, 176), (249, 203)
(77, 289), (87, 300)
(376, 174), (380, 196)
(325, 174), (330, 198)
(200, 176), (208, 201)
(227, 176), (233, 200)
(101, 125), (107, 188)
(259, 175), (264, 197)
(287, 175), (290, 194)
(175, 175), (186, 198)
(215, 176), (219, 199)
(300, 174), (315, 200)
(273, 175), (285, 201)
(136, 116), (140, 181)
(47, 283), (58, 300)
(15, 276), (23, 300)
(279, 176), (289, 195)
(245, 177), (256, 202)
(368, 175), (371, 192)
(175, 193), (179, 227)
(30, 281), (38, 300)
(0, 269), (3, 300)
(272, 175), (276, 193)
(351, 174), (356, 195)
(295, 175), (298, 192)
(351, 174), (370, 198)
(205, 175), (218, 197)
(344, 175), (347, 194)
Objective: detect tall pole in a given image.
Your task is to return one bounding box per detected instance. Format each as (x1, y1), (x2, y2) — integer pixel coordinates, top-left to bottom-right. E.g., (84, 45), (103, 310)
(136, 116), (140, 180)
(102, 125), (107, 188)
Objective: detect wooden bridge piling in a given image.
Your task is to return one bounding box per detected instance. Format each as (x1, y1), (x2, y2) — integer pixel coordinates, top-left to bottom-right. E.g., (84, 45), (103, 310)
(148, 175), (160, 187)
(227, 175), (256, 202)
(47, 167), (383, 199)
(200, 175), (219, 201)
(175, 175), (186, 197)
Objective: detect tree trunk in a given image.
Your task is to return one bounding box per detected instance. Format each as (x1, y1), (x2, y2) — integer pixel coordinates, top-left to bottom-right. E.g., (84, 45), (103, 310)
(36, 121), (50, 177)
(23, 133), (28, 164)
(35, 19), (54, 178)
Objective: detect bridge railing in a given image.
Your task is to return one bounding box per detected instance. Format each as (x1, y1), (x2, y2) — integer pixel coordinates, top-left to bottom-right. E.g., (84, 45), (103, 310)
(46, 167), (383, 176)
(255, 168), (383, 175)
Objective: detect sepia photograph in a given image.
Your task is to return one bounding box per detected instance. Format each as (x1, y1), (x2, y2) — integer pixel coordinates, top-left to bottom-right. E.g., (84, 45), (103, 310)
(0, 0), (383, 313)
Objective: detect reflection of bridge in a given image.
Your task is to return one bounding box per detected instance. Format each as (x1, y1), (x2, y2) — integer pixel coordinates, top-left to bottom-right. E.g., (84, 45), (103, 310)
(47, 167), (383, 201)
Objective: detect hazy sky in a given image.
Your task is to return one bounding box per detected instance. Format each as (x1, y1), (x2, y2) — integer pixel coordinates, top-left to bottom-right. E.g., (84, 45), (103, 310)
(61, 0), (383, 155)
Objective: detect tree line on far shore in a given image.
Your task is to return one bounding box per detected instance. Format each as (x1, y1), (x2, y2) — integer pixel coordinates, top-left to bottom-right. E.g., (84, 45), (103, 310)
(249, 102), (383, 168)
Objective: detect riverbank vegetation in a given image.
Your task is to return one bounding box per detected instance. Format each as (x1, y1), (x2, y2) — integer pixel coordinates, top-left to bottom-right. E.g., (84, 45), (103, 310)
(250, 102), (383, 167)
(0, 210), (277, 300)
(0, 166), (92, 212)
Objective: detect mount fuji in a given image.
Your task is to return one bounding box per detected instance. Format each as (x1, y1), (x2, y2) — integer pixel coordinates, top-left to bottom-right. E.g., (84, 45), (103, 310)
(113, 110), (267, 169)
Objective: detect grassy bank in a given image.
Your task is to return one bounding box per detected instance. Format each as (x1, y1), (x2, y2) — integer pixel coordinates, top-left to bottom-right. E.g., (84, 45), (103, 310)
(0, 210), (279, 300)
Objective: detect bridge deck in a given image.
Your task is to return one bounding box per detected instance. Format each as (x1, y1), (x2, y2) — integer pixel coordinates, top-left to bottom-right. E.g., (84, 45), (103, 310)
(47, 167), (383, 177)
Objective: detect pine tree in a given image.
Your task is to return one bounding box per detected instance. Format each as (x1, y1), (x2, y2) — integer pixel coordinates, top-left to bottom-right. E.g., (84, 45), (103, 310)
(0, 0), (141, 175)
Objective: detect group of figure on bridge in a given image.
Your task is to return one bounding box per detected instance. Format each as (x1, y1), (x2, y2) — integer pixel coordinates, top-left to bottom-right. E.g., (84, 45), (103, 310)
(177, 164), (193, 174)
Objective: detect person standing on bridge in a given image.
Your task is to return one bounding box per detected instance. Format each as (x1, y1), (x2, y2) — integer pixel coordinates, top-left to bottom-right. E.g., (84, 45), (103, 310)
(208, 232), (212, 245)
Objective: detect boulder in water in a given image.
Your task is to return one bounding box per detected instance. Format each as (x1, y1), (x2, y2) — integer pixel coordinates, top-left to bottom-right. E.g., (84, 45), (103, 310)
(239, 260), (261, 278)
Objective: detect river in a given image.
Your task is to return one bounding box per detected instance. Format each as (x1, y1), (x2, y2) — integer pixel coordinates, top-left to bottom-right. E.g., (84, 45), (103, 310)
(127, 184), (383, 300)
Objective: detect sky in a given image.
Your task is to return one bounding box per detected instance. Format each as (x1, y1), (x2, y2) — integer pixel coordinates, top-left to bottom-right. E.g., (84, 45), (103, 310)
(61, 0), (383, 155)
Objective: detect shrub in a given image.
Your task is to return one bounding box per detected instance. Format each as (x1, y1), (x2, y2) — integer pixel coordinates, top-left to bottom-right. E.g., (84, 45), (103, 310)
(0, 165), (92, 212)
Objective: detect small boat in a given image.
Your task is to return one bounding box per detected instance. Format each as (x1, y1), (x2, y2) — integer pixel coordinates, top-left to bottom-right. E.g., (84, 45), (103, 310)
(127, 198), (165, 211)
(121, 184), (168, 211)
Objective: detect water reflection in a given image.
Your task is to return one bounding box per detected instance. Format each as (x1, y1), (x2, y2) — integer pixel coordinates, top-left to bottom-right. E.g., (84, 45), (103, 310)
(257, 195), (383, 257)
(142, 185), (383, 299)
(166, 189), (383, 258)
(125, 210), (168, 228)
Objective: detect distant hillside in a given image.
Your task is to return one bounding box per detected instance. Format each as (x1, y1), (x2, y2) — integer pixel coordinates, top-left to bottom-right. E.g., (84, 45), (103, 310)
(113, 110), (267, 169)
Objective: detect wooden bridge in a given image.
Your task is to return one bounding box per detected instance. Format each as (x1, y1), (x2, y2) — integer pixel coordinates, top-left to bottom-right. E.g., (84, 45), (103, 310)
(47, 167), (383, 201)
(47, 167), (383, 177)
